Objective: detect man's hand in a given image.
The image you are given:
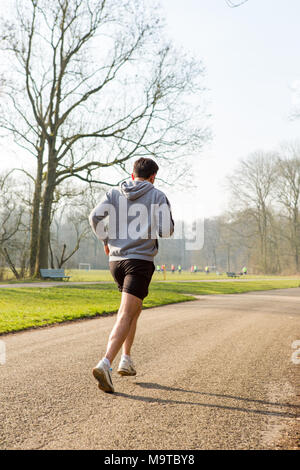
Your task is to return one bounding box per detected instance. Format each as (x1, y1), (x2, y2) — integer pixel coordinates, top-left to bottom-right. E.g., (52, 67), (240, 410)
(104, 244), (110, 256)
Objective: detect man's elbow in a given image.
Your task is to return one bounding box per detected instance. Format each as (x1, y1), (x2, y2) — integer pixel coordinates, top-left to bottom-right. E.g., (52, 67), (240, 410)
(159, 223), (174, 238)
(88, 212), (98, 232)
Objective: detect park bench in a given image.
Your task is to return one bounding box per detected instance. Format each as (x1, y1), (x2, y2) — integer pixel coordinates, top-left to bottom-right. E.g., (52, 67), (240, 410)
(226, 272), (240, 278)
(40, 269), (71, 281)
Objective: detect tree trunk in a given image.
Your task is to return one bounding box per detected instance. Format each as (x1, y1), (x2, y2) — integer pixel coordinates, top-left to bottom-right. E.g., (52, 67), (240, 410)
(29, 144), (44, 276)
(293, 207), (300, 272)
(227, 245), (231, 272)
(49, 240), (55, 269)
(34, 146), (57, 276)
(262, 208), (268, 273)
(3, 248), (20, 280)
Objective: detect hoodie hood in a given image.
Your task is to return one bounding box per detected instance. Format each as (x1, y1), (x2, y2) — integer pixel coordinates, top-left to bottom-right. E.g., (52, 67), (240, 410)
(120, 180), (154, 201)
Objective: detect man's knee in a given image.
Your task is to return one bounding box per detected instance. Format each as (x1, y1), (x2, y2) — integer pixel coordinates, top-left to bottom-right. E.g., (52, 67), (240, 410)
(120, 292), (142, 311)
(118, 306), (139, 323)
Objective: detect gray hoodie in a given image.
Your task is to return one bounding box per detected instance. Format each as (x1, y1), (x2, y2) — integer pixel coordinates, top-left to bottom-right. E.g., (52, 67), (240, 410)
(89, 180), (174, 262)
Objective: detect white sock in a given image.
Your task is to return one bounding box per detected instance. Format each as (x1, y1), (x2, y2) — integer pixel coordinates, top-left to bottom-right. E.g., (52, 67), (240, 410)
(97, 357), (110, 369)
(122, 354), (131, 361)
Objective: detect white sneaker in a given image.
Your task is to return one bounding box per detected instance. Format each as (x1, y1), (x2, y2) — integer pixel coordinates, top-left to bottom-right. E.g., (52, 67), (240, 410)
(93, 360), (114, 393)
(117, 356), (137, 376)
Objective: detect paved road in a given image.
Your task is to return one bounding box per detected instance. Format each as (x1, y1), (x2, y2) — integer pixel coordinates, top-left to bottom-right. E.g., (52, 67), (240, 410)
(1, 288), (300, 450)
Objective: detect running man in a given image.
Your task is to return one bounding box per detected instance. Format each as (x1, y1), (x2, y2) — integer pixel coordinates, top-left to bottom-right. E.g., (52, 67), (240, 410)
(89, 157), (174, 393)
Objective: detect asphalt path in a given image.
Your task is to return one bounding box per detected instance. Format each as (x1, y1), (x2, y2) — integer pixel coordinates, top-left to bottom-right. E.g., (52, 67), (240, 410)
(0, 288), (300, 449)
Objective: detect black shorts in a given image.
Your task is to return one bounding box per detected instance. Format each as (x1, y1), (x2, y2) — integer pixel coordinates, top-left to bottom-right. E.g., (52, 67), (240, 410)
(109, 259), (155, 300)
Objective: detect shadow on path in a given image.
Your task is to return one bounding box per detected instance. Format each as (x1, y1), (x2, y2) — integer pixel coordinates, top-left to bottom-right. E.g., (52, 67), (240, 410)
(114, 381), (300, 419)
(136, 382), (300, 409)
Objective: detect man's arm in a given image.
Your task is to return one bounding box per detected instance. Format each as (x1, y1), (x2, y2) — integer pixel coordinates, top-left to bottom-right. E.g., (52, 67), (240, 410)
(157, 195), (175, 238)
(88, 192), (111, 246)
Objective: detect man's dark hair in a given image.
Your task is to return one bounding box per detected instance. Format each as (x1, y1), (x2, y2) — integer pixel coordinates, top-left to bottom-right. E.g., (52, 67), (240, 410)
(133, 158), (159, 179)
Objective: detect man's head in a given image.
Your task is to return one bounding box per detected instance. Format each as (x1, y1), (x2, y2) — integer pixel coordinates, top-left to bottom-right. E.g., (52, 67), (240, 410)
(132, 157), (159, 184)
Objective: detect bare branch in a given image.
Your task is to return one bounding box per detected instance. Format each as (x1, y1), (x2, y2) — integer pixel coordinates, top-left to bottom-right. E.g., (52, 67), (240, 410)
(225, 0), (249, 7)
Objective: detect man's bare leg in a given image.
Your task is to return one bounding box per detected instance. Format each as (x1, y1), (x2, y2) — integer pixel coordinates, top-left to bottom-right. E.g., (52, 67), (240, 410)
(93, 292), (142, 392)
(122, 305), (142, 357)
(104, 292), (142, 364)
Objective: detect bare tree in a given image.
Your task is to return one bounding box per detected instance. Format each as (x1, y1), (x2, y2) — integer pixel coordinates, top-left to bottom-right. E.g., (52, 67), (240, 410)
(0, 0), (210, 276)
(275, 143), (300, 272)
(227, 151), (278, 273)
(0, 172), (30, 279)
(49, 222), (89, 269)
(49, 184), (92, 268)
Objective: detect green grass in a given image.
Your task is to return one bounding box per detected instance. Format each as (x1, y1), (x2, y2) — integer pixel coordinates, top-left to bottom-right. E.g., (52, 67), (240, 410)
(66, 269), (300, 282)
(0, 283), (191, 334)
(155, 279), (300, 295)
(0, 279), (299, 335)
(1, 268), (300, 284)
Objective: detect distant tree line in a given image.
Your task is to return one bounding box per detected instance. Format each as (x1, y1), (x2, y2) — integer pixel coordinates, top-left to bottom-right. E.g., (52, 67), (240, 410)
(1, 142), (300, 279)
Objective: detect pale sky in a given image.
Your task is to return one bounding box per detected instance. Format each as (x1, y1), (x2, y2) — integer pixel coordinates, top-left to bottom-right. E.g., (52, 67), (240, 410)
(162, 0), (300, 218)
(2, 0), (300, 219)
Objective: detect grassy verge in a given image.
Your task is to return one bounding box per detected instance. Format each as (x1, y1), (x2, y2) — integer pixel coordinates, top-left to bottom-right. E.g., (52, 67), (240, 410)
(0, 279), (299, 335)
(156, 279), (300, 295)
(1, 268), (300, 283)
(57, 270), (300, 282)
(0, 283), (191, 334)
